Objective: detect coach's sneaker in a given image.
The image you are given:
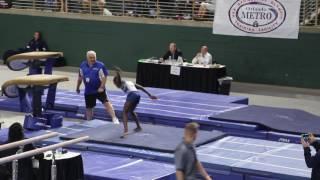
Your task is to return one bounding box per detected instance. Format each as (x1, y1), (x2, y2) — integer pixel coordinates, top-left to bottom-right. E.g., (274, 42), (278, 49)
(112, 118), (120, 124)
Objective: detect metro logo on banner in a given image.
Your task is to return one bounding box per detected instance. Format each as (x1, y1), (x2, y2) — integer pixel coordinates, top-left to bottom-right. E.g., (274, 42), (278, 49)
(213, 0), (301, 39)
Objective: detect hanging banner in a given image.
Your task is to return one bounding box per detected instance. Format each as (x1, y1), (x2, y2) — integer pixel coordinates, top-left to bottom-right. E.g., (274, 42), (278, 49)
(213, 0), (301, 39)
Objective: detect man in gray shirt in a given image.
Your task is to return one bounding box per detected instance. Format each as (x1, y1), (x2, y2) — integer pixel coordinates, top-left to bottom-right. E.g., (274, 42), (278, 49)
(174, 122), (212, 180)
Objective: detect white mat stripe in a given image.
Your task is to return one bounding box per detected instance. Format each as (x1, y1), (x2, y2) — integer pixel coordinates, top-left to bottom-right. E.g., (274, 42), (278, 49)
(200, 146), (304, 161)
(99, 159), (144, 173)
(198, 153), (310, 173)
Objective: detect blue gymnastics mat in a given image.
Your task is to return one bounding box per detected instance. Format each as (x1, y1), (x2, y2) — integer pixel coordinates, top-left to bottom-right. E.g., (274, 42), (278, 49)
(0, 87), (247, 124)
(210, 105), (320, 135)
(0, 120), (310, 180)
(60, 122), (226, 153)
(81, 151), (175, 180)
(81, 136), (311, 180)
(197, 136), (310, 180)
(143, 87), (248, 104)
(3, 88), (315, 143)
(51, 89), (247, 120)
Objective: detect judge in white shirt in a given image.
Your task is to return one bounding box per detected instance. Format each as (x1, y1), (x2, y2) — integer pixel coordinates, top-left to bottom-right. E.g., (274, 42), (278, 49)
(192, 46), (214, 65)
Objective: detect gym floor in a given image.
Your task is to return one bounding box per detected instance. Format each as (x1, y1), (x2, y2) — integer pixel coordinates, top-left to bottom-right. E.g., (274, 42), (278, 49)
(0, 64), (319, 128)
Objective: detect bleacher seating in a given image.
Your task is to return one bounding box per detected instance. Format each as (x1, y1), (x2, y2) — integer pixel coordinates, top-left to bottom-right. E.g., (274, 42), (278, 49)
(2, 0), (319, 25)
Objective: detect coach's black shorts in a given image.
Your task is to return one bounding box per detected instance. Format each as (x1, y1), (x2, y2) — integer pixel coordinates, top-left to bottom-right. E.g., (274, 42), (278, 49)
(85, 91), (109, 108)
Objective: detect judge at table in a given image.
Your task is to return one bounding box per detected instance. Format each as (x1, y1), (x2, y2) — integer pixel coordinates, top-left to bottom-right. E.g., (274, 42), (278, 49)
(192, 46), (214, 65)
(26, 31), (48, 52)
(162, 42), (183, 60)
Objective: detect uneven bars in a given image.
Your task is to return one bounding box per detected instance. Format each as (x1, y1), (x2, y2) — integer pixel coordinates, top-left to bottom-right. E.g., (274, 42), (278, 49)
(0, 132), (59, 151)
(0, 136), (89, 164)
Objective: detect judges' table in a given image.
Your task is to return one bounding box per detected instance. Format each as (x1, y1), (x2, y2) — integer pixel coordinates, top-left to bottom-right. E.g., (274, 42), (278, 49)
(136, 59), (227, 93)
(39, 151), (84, 180)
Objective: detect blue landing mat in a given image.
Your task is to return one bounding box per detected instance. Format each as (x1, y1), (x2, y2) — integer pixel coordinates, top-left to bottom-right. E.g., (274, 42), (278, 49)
(38, 134), (311, 180)
(83, 136), (310, 180)
(210, 105), (320, 135)
(0, 121), (310, 179)
(197, 136), (310, 180)
(55, 136), (312, 179)
(82, 151), (175, 180)
(61, 122), (226, 153)
(145, 87), (249, 104)
(53, 89), (247, 119)
(0, 88), (247, 122)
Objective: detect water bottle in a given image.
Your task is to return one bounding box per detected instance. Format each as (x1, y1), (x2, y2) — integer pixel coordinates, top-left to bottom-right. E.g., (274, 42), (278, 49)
(167, 56), (172, 65)
(177, 56), (183, 65)
(51, 150), (57, 180)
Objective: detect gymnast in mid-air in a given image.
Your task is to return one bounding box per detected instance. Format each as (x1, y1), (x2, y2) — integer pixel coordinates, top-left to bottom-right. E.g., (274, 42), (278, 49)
(113, 67), (157, 138)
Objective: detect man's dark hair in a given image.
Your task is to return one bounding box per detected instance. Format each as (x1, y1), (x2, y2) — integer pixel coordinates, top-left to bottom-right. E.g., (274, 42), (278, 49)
(185, 122), (199, 134)
(8, 123), (24, 143)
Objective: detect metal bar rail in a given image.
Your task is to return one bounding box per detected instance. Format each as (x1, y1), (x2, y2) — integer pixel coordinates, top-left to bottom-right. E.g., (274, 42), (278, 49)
(0, 132), (59, 151)
(0, 136), (89, 164)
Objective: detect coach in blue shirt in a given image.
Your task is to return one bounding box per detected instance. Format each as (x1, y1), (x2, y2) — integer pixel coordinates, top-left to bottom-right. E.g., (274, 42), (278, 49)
(76, 50), (119, 124)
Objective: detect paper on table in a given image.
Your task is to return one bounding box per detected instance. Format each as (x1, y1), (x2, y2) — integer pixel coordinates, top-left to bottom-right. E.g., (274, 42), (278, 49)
(44, 151), (80, 160)
(170, 66), (181, 76)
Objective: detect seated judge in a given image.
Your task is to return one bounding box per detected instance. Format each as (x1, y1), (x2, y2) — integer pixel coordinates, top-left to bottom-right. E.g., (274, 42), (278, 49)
(162, 42), (183, 60)
(26, 31), (52, 74)
(26, 31), (48, 52)
(192, 46), (214, 65)
(2, 31), (48, 65)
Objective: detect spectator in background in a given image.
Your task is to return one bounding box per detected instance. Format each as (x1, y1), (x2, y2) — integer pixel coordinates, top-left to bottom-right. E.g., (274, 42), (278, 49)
(0, 0), (12, 8)
(192, 46), (214, 65)
(124, 0), (142, 16)
(301, 133), (320, 180)
(162, 42), (183, 60)
(82, 0), (105, 14)
(96, 0), (106, 13)
(175, 0), (192, 20)
(159, 0), (178, 18)
(197, 0), (216, 19)
(59, 0), (66, 12)
(175, 122), (212, 180)
(26, 31), (48, 52)
(0, 123), (42, 180)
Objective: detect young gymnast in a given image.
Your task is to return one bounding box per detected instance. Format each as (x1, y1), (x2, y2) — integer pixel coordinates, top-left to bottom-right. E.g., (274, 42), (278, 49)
(113, 68), (157, 138)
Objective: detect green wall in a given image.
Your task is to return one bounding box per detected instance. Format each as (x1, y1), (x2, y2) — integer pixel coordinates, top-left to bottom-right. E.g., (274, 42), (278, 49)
(0, 13), (319, 89)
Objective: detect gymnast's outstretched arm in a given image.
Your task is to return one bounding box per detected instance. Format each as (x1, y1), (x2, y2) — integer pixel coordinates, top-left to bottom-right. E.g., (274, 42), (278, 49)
(135, 84), (157, 100)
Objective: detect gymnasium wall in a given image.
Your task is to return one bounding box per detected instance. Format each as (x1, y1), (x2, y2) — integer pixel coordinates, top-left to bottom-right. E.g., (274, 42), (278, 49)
(0, 12), (319, 89)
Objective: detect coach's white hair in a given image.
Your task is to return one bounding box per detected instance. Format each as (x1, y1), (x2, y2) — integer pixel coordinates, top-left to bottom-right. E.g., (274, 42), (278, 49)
(86, 50), (97, 58)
